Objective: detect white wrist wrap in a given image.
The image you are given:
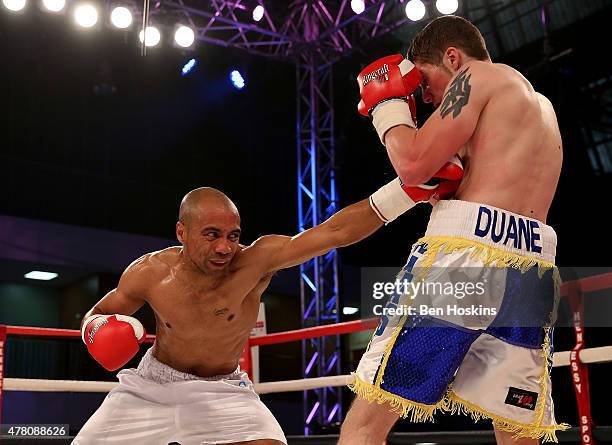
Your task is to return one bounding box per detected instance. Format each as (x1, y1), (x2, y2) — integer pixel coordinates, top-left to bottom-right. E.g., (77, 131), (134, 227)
(371, 99), (416, 145)
(369, 177), (416, 224)
(398, 59), (415, 76)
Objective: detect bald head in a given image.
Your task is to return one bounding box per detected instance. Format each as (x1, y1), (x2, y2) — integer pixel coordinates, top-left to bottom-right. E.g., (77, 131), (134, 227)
(179, 187), (239, 226)
(176, 187), (241, 274)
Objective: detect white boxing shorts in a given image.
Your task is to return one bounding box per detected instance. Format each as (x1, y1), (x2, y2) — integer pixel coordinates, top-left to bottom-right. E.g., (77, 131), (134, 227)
(72, 347), (287, 445)
(351, 200), (570, 442)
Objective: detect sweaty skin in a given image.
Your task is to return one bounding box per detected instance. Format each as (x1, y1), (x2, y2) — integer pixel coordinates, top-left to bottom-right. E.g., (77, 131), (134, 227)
(83, 188), (383, 377)
(385, 56), (563, 223)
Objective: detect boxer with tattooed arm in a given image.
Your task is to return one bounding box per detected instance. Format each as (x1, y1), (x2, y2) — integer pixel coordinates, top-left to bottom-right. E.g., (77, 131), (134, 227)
(341, 15), (564, 445)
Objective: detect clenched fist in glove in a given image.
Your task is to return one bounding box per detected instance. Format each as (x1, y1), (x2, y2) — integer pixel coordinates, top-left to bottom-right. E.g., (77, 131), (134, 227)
(357, 54), (422, 144)
(82, 314), (146, 371)
(369, 155), (464, 224)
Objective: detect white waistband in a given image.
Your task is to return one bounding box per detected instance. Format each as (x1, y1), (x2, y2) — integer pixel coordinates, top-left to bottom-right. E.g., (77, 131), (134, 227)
(424, 200), (557, 263)
(136, 347), (243, 384)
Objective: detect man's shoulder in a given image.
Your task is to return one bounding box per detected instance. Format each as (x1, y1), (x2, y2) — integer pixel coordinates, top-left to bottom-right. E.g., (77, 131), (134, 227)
(449, 61), (501, 100)
(465, 62), (539, 106)
(245, 235), (291, 253)
(488, 62), (533, 89)
(535, 91), (554, 107)
(233, 235), (290, 268)
(126, 247), (180, 276)
(486, 64), (555, 108)
(465, 61), (523, 85)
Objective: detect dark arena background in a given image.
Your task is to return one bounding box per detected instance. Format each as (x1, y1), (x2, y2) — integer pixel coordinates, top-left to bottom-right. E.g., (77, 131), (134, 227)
(1, 0), (612, 444)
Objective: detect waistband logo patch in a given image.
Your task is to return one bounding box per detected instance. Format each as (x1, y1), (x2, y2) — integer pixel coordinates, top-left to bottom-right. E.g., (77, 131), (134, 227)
(474, 206), (542, 253)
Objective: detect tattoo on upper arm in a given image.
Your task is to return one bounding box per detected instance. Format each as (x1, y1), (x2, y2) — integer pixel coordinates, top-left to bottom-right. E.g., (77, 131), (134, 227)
(440, 67), (472, 119)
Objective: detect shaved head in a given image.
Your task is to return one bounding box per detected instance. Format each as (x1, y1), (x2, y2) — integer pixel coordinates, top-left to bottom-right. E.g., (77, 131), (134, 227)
(179, 187), (239, 226)
(176, 187), (241, 275)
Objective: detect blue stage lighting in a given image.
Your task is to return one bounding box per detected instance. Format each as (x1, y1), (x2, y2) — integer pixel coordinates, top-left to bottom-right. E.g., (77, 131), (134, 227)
(230, 70), (245, 90)
(181, 58), (197, 76)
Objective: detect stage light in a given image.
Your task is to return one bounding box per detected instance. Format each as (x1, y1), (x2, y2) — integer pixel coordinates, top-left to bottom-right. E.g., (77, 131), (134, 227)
(74, 4), (98, 28)
(110, 6), (132, 29)
(181, 58), (197, 76)
(405, 0), (426, 21)
(175, 25), (195, 48)
(25, 271), (58, 281)
(3, 0), (26, 12)
(42, 0), (65, 12)
(436, 0), (458, 15)
(343, 307), (359, 315)
(230, 70), (245, 90)
(252, 5), (264, 22)
(350, 0), (365, 14)
(139, 26), (161, 47)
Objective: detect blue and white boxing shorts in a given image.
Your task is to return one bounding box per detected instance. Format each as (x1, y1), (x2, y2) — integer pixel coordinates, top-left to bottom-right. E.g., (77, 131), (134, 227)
(351, 200), (569, 442)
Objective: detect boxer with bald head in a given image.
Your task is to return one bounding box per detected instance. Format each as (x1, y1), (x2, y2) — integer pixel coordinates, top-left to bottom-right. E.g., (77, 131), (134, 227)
(74, 152), (464, 445)
(342, 15), (565, 445)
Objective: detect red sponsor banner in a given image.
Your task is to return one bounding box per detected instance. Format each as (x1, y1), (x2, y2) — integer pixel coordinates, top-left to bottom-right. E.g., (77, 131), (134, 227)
(567, 288), (596, 445)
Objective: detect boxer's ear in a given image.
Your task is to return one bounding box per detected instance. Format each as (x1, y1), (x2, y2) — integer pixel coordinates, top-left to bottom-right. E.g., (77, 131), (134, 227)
(176, 221), (186, 244)
(443, 47), (461, 71)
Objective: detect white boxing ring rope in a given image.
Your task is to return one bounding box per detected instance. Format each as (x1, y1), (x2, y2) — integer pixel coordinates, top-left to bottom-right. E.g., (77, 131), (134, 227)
(4, 345), (612, 395)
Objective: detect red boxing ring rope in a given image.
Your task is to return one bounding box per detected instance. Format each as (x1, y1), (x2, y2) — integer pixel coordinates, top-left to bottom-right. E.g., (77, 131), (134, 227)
(1, 272), (612, 443)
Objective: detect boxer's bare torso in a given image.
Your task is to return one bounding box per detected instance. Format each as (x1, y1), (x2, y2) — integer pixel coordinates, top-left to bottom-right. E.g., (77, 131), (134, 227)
(454, 62), (562, 223)
(92, 244), (277, 377)
(145, 246), (271, 376)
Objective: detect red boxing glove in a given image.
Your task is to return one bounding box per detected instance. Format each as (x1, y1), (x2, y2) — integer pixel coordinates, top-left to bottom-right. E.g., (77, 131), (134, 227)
(82, 314), (146, 371)
(370, 156), (464, 223)
(357, 55), (422, 144)
(436, 179), (461, 199)
(432, 155), (464, 181)
(357, 55), (421, 116)
(401, 155), (464, 201)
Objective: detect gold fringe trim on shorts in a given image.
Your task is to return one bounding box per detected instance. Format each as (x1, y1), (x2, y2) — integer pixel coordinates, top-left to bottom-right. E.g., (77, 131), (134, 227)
(349, 379), (570, 443)
(445, 390), (570, 443)
(417, 235), (558, 279)
(348, 375), (443, 423)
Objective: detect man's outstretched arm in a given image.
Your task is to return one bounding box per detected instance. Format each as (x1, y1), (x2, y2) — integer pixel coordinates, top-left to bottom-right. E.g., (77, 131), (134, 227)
(253, 198), (383, 273)
(248, 161), (462, 273)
